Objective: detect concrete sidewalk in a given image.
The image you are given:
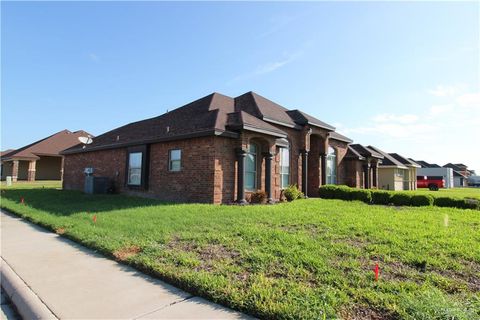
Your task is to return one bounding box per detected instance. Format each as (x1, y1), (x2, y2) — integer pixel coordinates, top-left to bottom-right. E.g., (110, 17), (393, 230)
(0, 211), (251, 319)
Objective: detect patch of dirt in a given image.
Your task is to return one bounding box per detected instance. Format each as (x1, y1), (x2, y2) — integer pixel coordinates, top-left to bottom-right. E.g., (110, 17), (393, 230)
(55, 227), (66, 235)
(278, 223), (322, 235)
(166, 237), (241, 273)
(339, 305), (398, 320)
(113, 245), (142, 261)
(433, 261), (480, 292)
(198, 244), (240, 261)
(332, 237), (369, 250)
(195, 244), (241, 272)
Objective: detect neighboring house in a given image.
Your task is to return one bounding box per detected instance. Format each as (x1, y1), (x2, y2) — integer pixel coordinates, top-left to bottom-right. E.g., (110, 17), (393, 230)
(1, 130), (92, 182)
(345, 144), (384, 189)
(414, 159), (454, 188)
(0, 149), (15, 179)
(443, 163), (470, 187)
(388, 153), (421, 190)
(366, 146), (416, 191)
(61, 92), (360, 204)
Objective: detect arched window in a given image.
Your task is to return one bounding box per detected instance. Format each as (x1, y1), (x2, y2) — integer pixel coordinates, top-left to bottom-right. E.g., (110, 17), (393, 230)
(279, 147), (290, 189)
(245, 143), (257, 190)
(326, 146), (337, 184)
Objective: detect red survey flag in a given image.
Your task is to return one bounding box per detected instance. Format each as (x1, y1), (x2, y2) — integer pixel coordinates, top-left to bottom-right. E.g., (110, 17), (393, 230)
(374, 263), (379, 281)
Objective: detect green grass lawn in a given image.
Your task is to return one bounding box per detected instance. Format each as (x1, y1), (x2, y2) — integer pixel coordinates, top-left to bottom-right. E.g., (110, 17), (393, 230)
(405, 188), (480, 200)
(1, 186), (479, 319)
(0, 180), (62, 189)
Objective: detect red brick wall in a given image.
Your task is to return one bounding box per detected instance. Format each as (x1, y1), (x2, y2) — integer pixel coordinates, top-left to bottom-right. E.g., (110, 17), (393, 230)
(63, 148), (127, 192)
(63, 136), (217, 203)
(63, 129), (359, 204)
(148, 137), (215, 203)
(344, 159), (365, 188)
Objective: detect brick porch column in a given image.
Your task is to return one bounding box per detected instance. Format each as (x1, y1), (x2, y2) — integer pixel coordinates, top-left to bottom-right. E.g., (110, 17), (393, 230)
(12, 160), (19, 182)
(320, 153), (326, 185)
(235, 148), (247, 204)
(28, 160), (36, 181)
(363, 163), (371, 188)
(372, 161), (378, 188)
(301, 149), (309, 197)
(264, 152), (274, 204)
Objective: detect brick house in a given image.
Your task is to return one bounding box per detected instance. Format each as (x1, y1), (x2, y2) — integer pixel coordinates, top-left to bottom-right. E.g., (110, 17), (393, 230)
(1, 130), (91, 182)
(365, 145), (419, 191)
(62, 92), (362, 204)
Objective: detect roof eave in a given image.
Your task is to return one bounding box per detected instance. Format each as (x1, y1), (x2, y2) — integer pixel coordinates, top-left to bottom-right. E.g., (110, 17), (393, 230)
(378, 165), (408, 169)
(262, 116), (300, 129)
(61, 129), (238, 155)
(307, 121), (336, 131)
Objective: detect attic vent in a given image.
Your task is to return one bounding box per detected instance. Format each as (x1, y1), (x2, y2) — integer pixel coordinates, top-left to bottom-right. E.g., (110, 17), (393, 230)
(116, 135), (120, 141)
(166, 126), (170, 133)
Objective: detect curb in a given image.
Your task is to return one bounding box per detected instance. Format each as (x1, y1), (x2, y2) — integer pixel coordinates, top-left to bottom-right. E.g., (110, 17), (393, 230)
(1, 258), (57, 319)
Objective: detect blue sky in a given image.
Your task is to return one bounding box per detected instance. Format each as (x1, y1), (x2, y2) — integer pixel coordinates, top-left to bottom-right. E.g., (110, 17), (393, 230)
(2, 1), (479, 170)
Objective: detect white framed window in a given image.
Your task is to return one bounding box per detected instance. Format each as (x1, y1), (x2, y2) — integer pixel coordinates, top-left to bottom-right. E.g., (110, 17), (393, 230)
(245, 143), (257, 190)
(326, 146), (337, 184)
(279, 147), (290, 189)
(169, 149), (181, 171)
(128, 152), (143, 186)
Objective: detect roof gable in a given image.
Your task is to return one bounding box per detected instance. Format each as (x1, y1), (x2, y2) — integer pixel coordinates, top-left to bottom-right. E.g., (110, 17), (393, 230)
(235, 92), (298, 128)
(286, 110), (335, 131)
(389, 153), (421, 168)
(349, 144), (384, 159)
(2, 130), (92, 160)
(367, 146), (407, 168)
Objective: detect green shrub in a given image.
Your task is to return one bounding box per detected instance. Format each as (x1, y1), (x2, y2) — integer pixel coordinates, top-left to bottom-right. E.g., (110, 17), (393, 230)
(434, 197), (458, 208)
(350, 189), (372, 203)
(411, 194), (434, 207)
(318, 185), (339, 199)
(283, 185), (304, 202)
(250, 190), (267, 204)
(371, 190), (392, 205)
(335, 185), (353, 201)
(455, 198), (480, 210)
(391, 193), (413, 206)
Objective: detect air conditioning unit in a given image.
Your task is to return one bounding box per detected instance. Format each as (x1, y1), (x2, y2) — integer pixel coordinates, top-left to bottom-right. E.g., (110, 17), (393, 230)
(84, 176), (111, 194)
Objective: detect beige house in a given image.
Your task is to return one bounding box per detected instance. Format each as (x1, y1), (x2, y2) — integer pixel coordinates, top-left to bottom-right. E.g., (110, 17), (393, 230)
(1, 130), (91, 182)
(367, 146), (419, 191)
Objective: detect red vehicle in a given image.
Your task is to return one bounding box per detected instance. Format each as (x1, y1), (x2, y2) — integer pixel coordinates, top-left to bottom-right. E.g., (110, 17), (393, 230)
(417, 176), (445, 191)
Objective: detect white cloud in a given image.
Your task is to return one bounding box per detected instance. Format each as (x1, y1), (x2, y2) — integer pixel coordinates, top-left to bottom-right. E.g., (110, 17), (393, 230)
(229, 51), (302, 84)
(88, 53), (100, 62)
(456, 92), (480, 107)
(343, 86), (480, 171)
(254, 56), (297, 75)
(427, 84), (466, 97)
(372, 113), (419, 124)
(429, 104), (453, 116)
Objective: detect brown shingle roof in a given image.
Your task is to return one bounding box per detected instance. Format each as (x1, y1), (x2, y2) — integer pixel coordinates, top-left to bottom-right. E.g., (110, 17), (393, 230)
(349, 144), (384, 159)
(389, 153), (421, 168)
(286, 110), (335, 130)
(329, 131), (353, 143)
(2, 130), (92, 161)
(235, 92), (299, 128)
(0, 149), (15, 158)
(63, 91), (341, 154)
(64, 93), (237, 154)
(346, 146), (366, 160)
(367, 146), (407, 168)
(226, 111), (287, 138)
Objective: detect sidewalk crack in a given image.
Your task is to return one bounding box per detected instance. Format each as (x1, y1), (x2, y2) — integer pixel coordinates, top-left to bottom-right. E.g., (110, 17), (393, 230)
(133, 295), (195, 319)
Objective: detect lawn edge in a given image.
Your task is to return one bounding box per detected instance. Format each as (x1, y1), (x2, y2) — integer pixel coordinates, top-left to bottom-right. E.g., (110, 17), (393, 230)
(0, 207), (262, 319)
